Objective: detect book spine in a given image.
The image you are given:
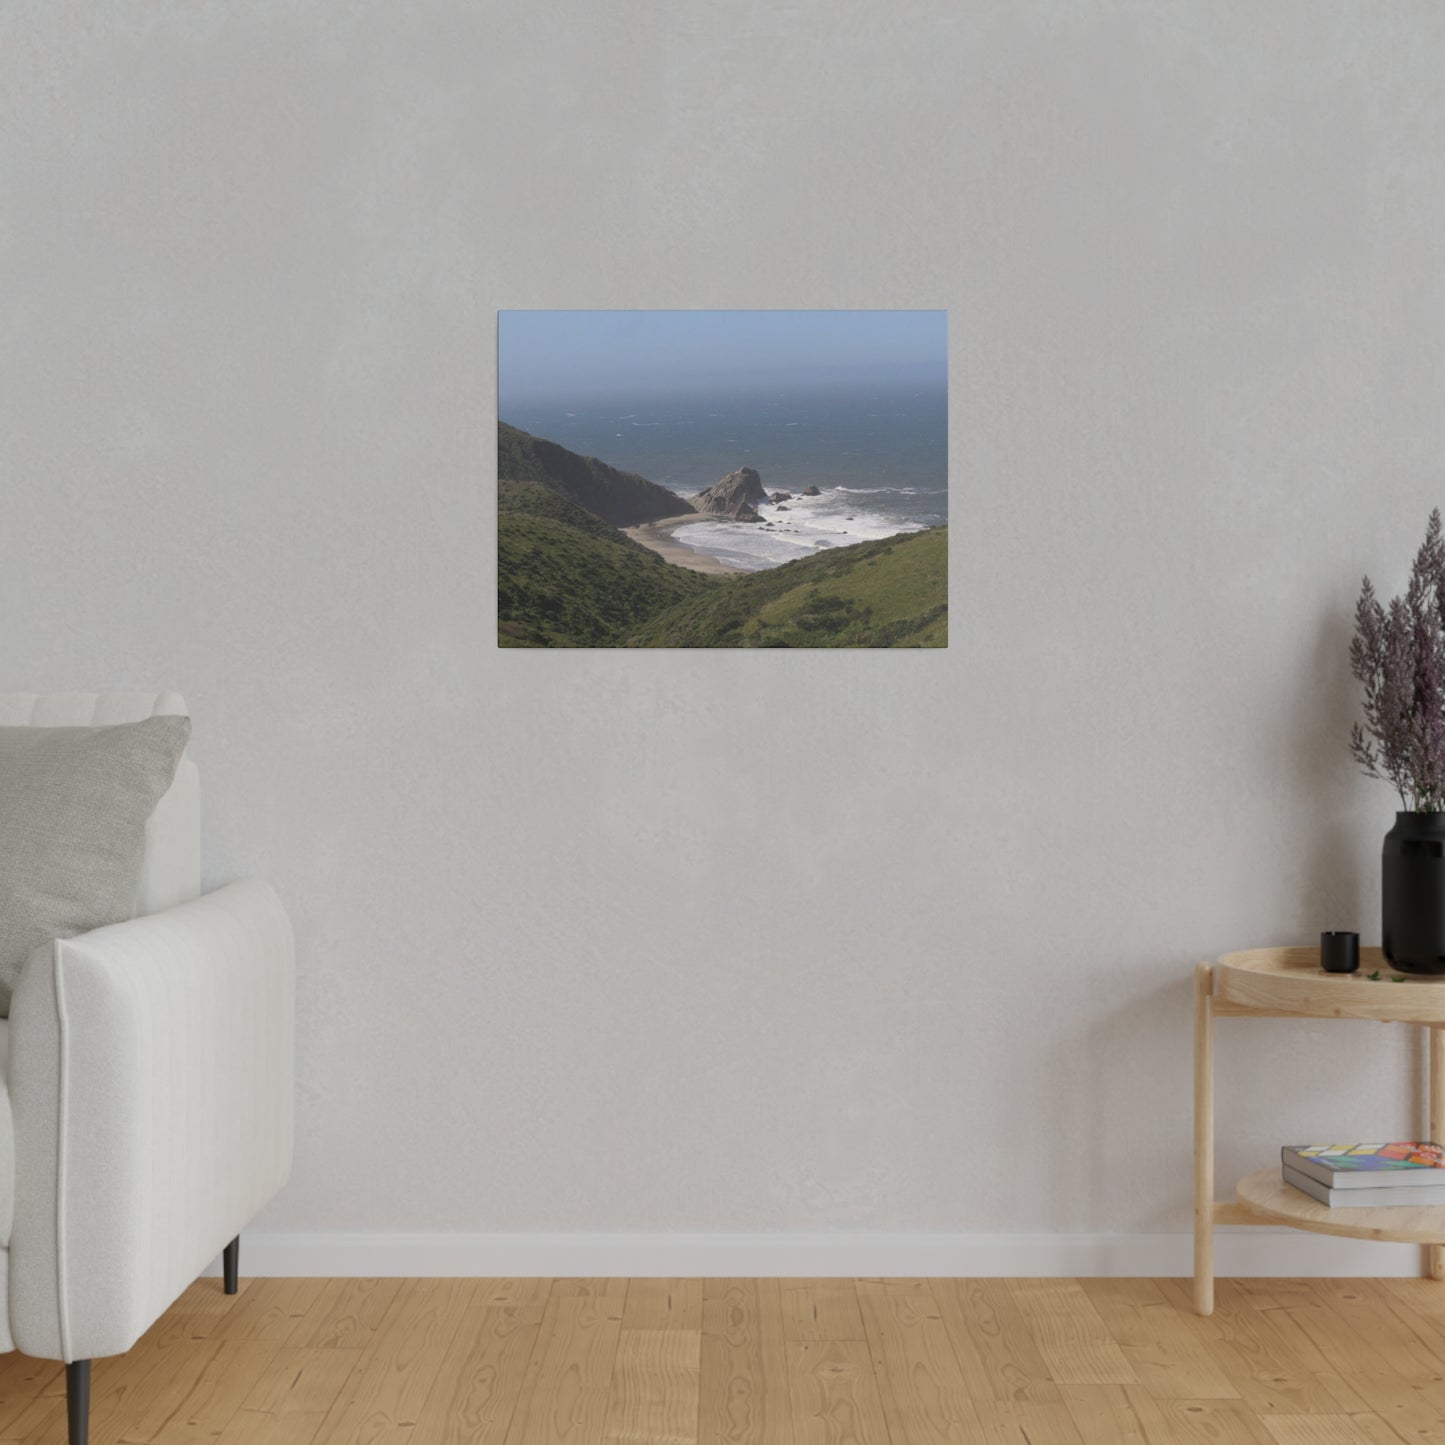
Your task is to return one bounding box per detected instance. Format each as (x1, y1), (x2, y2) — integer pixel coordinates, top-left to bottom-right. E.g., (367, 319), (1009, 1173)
(1282, 1165), (1445, 1207)
(1281, 1151), (1335, 1187)
(1281, 1166), (1331, 1205)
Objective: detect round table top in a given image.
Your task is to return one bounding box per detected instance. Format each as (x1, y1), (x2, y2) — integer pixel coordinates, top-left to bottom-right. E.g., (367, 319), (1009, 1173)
(1216, 946), (1445, 1023)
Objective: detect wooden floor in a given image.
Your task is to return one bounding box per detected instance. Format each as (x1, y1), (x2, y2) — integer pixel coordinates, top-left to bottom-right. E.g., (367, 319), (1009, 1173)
(5, 1277), (1445, 1443)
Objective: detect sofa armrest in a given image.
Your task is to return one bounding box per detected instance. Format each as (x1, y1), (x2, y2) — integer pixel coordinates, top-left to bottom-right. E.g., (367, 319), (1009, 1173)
(7, 879), (294, 1361)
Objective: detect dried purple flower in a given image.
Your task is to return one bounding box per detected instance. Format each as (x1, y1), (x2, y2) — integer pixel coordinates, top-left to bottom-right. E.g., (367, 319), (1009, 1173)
(1352, 510), (1445, 811)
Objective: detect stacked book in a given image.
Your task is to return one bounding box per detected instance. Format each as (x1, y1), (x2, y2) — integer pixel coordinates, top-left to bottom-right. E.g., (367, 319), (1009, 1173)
(1283, 1143), (1445, 1207)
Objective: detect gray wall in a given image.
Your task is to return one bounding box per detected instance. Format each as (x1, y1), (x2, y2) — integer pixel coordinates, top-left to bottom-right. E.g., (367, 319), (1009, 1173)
(3, 0), (1443, 1239)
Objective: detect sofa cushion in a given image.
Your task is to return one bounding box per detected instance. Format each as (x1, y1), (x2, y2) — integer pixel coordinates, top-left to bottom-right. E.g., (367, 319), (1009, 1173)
(0, 716), (191, 1015)
(0, 694), (200, 920)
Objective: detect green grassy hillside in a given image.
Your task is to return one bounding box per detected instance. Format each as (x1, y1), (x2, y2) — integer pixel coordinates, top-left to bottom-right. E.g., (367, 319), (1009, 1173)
(499, 422), (695, 526)
(498, 481), (715, 647)
(498, 477), (631, 542)
(624, 527), (948, 648)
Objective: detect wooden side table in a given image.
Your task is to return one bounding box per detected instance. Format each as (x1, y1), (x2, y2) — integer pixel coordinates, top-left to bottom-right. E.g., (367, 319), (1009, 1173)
(1194, 946), (1445, 1316)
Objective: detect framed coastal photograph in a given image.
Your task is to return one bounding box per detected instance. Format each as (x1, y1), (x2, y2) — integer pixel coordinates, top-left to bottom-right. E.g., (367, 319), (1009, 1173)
(497, 309), (947, 648)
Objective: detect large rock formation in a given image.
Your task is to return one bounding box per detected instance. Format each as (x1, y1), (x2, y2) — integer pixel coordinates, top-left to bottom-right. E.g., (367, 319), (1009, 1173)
(691, 466), (766, 522)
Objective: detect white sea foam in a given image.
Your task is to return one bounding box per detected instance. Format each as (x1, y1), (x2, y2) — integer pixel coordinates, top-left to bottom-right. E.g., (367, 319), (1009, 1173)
(669, 487), (928, 573)
(834, 486), (945, 496)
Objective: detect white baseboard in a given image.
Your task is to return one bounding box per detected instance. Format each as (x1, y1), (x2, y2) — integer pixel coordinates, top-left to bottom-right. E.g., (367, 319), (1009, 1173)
(203, 1229), (1429, 1278)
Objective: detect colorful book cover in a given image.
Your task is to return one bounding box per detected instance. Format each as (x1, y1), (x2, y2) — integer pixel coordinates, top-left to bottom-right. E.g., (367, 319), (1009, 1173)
(1286, 1143), (1445, 1172)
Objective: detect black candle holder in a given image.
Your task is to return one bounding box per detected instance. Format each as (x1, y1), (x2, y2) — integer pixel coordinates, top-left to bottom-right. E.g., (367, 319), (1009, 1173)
(1321, 931), (1360, 974)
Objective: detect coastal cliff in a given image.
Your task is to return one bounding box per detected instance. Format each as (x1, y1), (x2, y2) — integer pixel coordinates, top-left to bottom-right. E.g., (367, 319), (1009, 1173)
(498, 421), (694, 526)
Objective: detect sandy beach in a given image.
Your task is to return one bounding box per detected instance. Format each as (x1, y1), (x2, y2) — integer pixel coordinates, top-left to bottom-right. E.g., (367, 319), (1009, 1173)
(624, 514), (745, 576)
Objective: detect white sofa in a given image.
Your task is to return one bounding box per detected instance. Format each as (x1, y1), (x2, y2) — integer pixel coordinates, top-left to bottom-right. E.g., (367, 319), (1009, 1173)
(0, 692), (294, 1445)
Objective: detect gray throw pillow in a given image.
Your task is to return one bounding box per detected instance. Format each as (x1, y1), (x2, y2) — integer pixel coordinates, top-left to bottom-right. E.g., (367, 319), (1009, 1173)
(0, 715), (192, 1014)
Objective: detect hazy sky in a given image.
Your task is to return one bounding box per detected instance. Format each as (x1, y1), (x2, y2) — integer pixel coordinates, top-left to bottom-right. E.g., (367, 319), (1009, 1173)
(499, 310), (947, 405)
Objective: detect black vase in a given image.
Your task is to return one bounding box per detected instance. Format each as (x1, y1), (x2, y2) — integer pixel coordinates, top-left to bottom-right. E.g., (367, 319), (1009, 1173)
(1383, 812), (1445, 975)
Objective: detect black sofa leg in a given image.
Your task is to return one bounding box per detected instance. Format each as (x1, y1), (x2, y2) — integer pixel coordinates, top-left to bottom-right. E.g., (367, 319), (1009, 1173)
(223, 1235), (240, 1295)
(66, 1360), (90, 1445)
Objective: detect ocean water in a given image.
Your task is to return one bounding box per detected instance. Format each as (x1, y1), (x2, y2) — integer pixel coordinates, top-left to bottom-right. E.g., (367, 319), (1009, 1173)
(501, 383), (947, 572)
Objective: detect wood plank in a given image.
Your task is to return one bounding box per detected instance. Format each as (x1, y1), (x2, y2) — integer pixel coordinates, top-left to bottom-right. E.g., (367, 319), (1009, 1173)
(1377, 1274), (1445, 1319)
(1371, 1277), (1445, 1375)
(212, 1347), (362, 1445)
(930, 1277), (1059, 1403)
(779, 1284), (864, 1343)
(0, 1358), (62, 1439)
(504, 1292), (624, 1445)
(1314, 1279), (1445, 1375)
(552, 1280), (631, 1299)
(623, 1280), (704, 1332)
(141, 1313), (216, 1351)
(1142, 1398), (1278, 1445)
(8, 1394), (66, 1445)
(287, 1277), (403, 1350)
(602, 1329), (700, 1445)
(699, 1279), (793, 1445)
(1225, 1280), (1321, 1311)
(1341, 1373), (1445, 1444)
(785, 1342), (888, 1445)
(971, 1399), (1087, 1444)
(206, 1278), (331, 1343)
(38, 1327), (220, 1445)
(410, 1302), (544, 1445)
(1267, 1288), (1412, 1379)
(1260, 1415), (1402, 1445)
(1058, 1384), (1153, 1444)
(478, 1281), (555, 1307)
(1080, 1277), (1236, 1398)
(150, 1340), (282, 1444)
(311, 1278), (474, 1443)
(1213, 1284), (1356, 1389)
(1006, 1280), (1137, 1387)
(5, 1349), (80, 1443)
(1164, 1279), (1367, 1417)
(856, 1281), (982, 1445)
(169, 1278), (247, 1319)
(853, 1279), (932, 1298)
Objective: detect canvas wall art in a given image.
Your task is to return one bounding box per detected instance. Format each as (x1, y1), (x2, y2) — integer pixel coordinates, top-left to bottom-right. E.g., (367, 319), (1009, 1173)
(497, 309), (947, 648)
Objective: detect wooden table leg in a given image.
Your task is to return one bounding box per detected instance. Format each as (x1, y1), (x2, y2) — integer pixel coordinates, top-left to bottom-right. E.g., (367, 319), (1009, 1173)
(1431, 1025), (1445, 1282)
(1194, 962), (1214, 1315)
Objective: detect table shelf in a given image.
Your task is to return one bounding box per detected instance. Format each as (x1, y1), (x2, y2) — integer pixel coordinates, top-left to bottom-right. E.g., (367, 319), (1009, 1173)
(1234, 1167), (1445, 1246)
(1218, 946), (1445, 1023)
(1194, 948), (1445, 1316)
